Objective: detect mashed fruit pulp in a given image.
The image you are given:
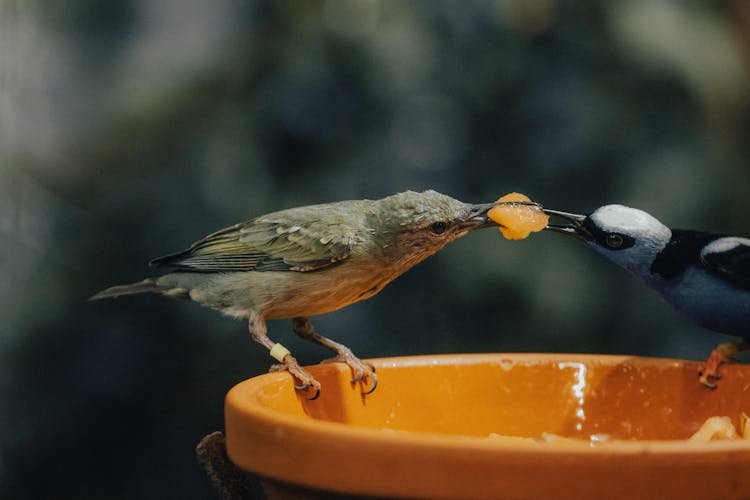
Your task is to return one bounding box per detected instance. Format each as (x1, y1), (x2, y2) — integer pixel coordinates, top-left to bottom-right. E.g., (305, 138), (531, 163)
(486, 414), (750, 444)
(689, 414), (749, 442)
(488, 193), (549, 240)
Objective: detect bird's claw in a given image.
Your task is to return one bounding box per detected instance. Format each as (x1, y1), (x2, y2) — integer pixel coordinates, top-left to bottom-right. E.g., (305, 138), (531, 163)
(360, 373), (378, 395)
(698, 342), (740, 389)
(350, 363), (376, 383)
(269, 355), (322, 400)
(322, 352), (378, 395)
(356, 373), (378, 395)
(698, 367), (720, 390)
(294, 383), (321, 400)
(350, 364), (378, 394)
(698, 369), (719, 390)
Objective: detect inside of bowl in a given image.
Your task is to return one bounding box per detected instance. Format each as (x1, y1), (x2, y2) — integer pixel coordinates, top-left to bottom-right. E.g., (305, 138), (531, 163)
(254, 355), (750, 441)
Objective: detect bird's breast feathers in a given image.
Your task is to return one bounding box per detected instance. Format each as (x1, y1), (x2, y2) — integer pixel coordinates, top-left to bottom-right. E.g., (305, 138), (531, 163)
(659, 266), (750, 336)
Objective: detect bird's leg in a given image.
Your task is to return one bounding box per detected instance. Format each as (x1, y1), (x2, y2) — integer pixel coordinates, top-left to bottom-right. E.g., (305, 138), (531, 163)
(247, 313), (320, 400)
(291, 317), (377, 395)
(698, 341), (750, 389)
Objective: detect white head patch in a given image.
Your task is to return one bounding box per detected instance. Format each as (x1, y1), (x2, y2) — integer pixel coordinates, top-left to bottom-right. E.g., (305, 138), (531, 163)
(590, 205), (671, 241)
(585, 204), (672, 279)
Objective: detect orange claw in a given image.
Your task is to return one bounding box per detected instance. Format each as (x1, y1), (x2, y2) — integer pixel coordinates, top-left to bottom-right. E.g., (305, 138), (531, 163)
(698, 342), (741, 389)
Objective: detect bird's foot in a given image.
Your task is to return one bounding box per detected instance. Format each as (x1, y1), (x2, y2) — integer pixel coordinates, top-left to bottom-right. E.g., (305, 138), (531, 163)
(269, 355), (321, 400)
(321, 347), (378, 395)
(698, 343), (739, 389)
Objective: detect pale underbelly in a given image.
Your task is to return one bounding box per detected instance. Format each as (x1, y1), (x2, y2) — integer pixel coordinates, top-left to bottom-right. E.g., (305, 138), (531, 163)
(187, 266), (399, 320)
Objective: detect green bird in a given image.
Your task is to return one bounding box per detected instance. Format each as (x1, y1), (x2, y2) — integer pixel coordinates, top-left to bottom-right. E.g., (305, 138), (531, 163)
(91, 190), (507, 398)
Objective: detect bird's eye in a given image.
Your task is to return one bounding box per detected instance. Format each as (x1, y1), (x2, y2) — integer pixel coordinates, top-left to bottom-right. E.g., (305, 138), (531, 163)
(431, 221), (448, 235)
(605, 233), (624, 249)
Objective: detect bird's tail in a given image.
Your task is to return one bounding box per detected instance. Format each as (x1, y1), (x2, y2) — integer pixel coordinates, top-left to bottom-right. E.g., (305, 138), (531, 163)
(89, 278), (167, 301)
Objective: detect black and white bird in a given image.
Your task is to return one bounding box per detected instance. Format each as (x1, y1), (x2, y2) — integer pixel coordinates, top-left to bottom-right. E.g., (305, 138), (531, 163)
(543, 204), (750, 388)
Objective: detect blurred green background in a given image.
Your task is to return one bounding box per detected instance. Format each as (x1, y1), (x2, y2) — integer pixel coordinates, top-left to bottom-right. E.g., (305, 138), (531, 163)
(2, 0), (750, 498)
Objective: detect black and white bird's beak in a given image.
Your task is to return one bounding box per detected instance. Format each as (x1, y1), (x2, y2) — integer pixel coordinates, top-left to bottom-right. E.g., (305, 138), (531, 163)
(543, 209), (592, 240)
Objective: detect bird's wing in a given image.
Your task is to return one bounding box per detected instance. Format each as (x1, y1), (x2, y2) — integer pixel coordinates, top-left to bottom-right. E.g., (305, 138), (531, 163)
(150, 217), (358, 273)
(700, 237), (750, 291)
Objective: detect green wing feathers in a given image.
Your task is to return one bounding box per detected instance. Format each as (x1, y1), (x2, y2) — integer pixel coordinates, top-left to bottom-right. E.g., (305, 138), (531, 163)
(149, 218), (357, 273)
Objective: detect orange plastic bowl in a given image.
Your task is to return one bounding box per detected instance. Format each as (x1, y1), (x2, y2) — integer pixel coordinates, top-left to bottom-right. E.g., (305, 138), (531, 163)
(224, 354), (750, 499)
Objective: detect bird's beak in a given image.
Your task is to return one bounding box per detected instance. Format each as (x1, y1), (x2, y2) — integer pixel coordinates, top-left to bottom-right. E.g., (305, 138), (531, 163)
(460, 202), (500, 230)
(543, 208), (591, 240)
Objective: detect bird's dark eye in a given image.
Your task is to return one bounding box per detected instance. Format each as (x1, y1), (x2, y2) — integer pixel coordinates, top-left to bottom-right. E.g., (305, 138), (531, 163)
(605, 233), (624, 249)
(431, 221), (448, 235)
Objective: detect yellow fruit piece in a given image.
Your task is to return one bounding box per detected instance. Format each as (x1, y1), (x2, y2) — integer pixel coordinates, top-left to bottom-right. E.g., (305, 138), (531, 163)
(488, 192), (549, 240)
